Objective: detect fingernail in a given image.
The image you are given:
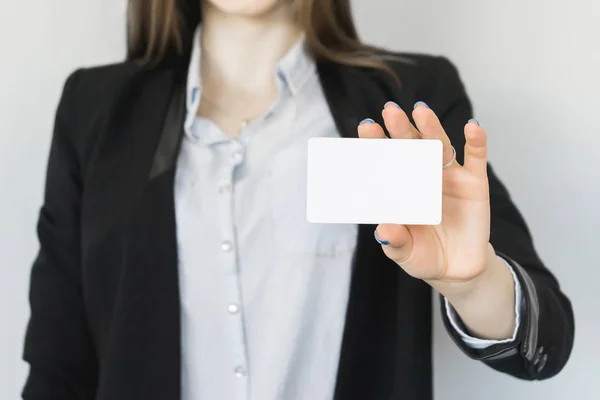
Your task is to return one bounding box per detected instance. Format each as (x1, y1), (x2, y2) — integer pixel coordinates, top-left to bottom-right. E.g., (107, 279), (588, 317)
(384, 101), (401, 109)
(468, 118), (480, 126)
(359, 118), (375, 125)
(414, 101), (429, 109)
(374, 230), (390, 246)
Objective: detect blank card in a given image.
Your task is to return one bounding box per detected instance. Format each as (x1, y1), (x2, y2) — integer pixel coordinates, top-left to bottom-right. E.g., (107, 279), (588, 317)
(306, 137), (443, 225)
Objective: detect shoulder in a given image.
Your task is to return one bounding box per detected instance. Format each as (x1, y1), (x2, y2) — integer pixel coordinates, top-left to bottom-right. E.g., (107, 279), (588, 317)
(377, 50), (463, 84)
(56, 61), (147, 169)
(64, 61), (143, 106)
(375, 50), (468, 109)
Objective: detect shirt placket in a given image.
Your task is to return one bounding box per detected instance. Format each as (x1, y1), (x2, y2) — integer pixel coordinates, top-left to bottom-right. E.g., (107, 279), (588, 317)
(217, 139), (250, 399)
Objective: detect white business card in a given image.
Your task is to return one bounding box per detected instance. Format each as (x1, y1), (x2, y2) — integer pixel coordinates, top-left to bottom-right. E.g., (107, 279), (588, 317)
(307, 137), (443, 225)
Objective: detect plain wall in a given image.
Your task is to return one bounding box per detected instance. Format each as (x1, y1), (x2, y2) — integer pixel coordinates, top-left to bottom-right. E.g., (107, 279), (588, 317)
(1, 0), (598, 398)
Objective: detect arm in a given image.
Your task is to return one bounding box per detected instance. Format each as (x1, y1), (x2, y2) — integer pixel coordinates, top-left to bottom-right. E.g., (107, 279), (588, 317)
(22, 71), (98, 399)
(432, 56), (575, 379)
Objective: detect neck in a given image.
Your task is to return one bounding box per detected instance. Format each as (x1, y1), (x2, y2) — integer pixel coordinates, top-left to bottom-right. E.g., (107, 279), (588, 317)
(200, 1), (302, 96)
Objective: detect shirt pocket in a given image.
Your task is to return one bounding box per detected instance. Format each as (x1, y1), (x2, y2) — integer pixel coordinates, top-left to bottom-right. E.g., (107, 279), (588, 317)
(269, 142), (358, 257)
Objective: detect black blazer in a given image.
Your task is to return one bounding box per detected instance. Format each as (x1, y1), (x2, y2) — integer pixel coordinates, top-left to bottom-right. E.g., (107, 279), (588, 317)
(22, 54), (574, 400)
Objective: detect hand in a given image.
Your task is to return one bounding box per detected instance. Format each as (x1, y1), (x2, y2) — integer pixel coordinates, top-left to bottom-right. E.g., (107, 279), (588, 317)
(358, 101), (492, 290)
(358, 102), (518, 340)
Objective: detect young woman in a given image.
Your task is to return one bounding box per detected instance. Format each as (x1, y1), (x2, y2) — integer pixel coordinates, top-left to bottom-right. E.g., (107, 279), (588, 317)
(22, 0), (574, 399)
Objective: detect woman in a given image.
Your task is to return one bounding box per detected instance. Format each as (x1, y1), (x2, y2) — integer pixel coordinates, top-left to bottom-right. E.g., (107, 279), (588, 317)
(22, 0), (574, 399)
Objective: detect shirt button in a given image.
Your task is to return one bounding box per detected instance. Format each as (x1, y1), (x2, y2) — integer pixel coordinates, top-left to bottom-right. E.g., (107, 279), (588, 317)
(232, 151), (244, 165)
(234, 366), (247, 377)
(221, 241), (233, 252)
(227, 304), (240, 314)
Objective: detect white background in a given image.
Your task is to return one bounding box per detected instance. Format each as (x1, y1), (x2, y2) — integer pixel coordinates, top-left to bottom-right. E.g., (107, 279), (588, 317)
(1, 0), (598, 398)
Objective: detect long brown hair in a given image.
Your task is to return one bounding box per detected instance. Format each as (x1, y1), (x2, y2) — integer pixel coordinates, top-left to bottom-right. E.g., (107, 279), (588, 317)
(127, 0), (390, 72)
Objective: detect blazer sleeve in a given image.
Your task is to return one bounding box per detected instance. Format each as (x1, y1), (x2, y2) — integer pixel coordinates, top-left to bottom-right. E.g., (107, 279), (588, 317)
(22, 71), (98, 399)
(428, 56), (575, 380)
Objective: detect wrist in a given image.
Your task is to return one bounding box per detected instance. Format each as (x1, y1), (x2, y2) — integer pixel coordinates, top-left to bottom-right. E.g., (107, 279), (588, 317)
(429, 243), (500, 301)
(436, 244), (517, 340)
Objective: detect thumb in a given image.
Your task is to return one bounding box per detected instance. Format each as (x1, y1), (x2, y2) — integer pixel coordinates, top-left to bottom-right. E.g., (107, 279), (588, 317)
(375, 224), (413, 265)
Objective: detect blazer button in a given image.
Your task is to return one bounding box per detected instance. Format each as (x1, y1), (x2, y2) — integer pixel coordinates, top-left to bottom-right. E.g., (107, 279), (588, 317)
(536, 353), (548, 372)
(532, 345), (544, 365)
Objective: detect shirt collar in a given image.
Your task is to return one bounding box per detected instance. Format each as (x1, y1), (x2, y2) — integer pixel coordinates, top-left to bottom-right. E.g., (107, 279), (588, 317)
(186, 27), (202, 115)
(276, 33), (316, 96)
(184, 26), (316, 134)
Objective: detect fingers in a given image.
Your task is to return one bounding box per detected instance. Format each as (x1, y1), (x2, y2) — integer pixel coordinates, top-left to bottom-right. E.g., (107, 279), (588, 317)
(381, 102), (421, 139)
(412, 102), (456, 168)
(360, 102), (488, 178)
(463, 119), (488, 178)
(357, 118), (386, 139)
(374, 224), (413, 264)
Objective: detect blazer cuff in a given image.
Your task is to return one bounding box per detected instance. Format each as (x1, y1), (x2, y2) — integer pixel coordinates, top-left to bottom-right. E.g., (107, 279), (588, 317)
(441, 253), (541, 361)
(443, 256), (523, 349)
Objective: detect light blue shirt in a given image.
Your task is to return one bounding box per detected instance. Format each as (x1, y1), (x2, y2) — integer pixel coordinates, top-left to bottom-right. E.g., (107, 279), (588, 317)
(175, 27), (522, 400)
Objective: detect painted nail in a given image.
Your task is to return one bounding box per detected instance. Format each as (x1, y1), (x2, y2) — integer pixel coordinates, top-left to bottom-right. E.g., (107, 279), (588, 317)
(414, 101), (429, 109)
(468, 118), (480, 126)
(359, 118), (375, 125)
(374, 230), (390, 246)
(384, 101), (401, 109)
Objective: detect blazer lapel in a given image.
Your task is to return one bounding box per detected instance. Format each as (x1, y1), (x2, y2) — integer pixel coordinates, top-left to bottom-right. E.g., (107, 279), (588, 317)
(81, 65), (187, 399)
(119, 68), (188, 399)
(317, 61), (415, 400)
(81, 66), (179, 245)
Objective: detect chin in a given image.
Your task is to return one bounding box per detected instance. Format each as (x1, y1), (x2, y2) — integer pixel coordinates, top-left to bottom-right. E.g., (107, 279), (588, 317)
(204, 0), (286, 17)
